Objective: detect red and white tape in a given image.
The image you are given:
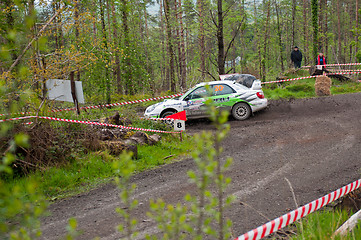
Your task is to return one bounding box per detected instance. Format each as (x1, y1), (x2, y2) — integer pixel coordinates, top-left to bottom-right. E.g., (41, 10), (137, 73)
(0, 116), (36, 123)
(0, 93), (184, 117)
(0, 116), (179, 134)
(303, 63), (361, 68)
(140, 117), (175, 122)
(329, 70), (361, 75)
(262, 70), (361, 85)
(51, 93), (184, 113)
(262, 75), (316, 84)
(235, 179), (361, 240)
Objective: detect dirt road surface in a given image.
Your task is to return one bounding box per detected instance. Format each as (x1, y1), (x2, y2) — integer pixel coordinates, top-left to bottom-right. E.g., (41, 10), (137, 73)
(41, 93), (361, 239)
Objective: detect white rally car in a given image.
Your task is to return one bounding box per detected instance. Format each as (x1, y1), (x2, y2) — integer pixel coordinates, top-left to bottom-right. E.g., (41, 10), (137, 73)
(144, 74), (268, 121)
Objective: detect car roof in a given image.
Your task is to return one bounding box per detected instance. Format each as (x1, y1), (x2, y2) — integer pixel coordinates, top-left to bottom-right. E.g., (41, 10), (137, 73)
(194, 80), (234, 87)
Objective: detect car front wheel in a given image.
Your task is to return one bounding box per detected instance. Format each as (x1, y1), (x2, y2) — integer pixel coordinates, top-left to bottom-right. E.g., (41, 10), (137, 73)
(232, 102), (251, 120)
(160, 110), (176, 118)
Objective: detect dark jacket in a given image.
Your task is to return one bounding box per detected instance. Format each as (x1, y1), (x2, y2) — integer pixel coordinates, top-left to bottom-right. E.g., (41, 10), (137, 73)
(316, 55), (327, 65)
(291, 50), (302, 62)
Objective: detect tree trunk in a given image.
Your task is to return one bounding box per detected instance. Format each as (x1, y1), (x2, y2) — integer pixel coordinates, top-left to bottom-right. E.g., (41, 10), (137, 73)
(291, 0), (296, 47)
(174, 0), (183, 87)
(303, 0), (309, 64)
(319, 0), (324, 51)
(275, 0), (284, 72)
(356, 0), (359, 62)
(178, 0), (186, 90)
(163, 0), (176, 92)
(121, 0), (133, 94)
(198, 0), (206, 79)
(74, 0), (81, 82)
(261, 0), (271, 81)
(337, 0), (342, 62)
(217, 0), (225, 75)
(159, 0), (168, 91)
(99, 0), (111, 103)
(110, 0), (122, 94)
(311, 0), (319, 60)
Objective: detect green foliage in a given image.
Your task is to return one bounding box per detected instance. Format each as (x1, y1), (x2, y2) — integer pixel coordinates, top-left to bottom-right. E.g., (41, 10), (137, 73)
(0, 82), (47, 239)
(147, 200), (188, 240)
(290, 210), (361, 239)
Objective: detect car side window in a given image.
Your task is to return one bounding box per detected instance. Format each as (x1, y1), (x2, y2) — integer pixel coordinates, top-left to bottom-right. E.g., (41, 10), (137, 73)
(187, 86), (207, 100)
(211, 84), (236, 96)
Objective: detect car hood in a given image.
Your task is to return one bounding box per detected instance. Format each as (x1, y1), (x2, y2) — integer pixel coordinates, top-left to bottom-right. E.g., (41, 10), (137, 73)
(161, 98), (183, 105)
(147, 98), (182, 109)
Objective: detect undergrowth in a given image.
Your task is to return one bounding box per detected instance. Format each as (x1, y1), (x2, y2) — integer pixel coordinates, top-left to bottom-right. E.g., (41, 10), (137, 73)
(5, 133), (193, 200)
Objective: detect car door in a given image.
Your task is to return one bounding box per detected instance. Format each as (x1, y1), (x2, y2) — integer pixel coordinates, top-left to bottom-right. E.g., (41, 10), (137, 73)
(182, 86), (208, 118)
(209, 83), (236, 111)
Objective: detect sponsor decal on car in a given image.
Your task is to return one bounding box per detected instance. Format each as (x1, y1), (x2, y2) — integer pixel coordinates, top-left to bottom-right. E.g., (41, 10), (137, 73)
(213, 97), (230, 103)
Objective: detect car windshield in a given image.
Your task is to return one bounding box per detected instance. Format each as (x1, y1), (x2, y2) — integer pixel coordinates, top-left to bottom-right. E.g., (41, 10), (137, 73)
(181, 86), (203, 100)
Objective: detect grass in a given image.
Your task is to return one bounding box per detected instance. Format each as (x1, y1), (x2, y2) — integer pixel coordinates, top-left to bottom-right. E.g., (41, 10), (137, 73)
(6, 133), (194, 200)
(289, 209), (361, 239)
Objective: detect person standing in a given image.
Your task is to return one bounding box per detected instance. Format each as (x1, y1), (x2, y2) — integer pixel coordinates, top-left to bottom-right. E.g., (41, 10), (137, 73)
(316, 52), (327, 66)
(291, 46), (303, 68)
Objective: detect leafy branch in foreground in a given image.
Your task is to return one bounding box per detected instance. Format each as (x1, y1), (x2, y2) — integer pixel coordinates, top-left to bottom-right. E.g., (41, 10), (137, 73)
(113, 153), (139, 240)
(146, 92), (234, 239)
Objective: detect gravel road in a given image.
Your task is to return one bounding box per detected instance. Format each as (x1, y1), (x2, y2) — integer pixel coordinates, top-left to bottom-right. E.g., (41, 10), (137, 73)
(41, 92), (361, 239)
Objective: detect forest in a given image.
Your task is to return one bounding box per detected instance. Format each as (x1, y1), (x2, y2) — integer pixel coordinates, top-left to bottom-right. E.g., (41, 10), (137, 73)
(1, 0), (361, 104)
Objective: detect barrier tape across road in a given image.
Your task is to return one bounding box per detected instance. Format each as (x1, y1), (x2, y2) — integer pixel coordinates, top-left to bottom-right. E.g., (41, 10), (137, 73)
(262, 70), (361, 85)
(235, 179), (361, 240)
(303, 62), (361, 68)
(0, 116), (179, 134)
(261, 75), (316, 85)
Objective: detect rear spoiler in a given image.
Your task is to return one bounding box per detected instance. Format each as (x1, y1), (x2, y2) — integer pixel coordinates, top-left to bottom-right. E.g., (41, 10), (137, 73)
(251, 80), (262, 90)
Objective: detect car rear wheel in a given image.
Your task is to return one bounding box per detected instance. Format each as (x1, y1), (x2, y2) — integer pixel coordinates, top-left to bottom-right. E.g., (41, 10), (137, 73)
(160, 110), (176, 118)
(232, 102), (251, 120)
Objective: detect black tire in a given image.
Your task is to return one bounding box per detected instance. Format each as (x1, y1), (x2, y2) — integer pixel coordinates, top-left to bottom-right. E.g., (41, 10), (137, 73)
(231, 102), (251, 120)
(160, 110), (176, 118)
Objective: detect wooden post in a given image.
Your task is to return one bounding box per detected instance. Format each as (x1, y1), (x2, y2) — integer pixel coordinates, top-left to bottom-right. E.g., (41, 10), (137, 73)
(70, 71), (80, 115)
(179, 131), (183, 142)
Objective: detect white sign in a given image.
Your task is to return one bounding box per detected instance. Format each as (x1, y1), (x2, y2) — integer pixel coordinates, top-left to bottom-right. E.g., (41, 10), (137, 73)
(317, 65), (323, 70)
(46, 79), (85, 103)
(174, 120), (185, 131)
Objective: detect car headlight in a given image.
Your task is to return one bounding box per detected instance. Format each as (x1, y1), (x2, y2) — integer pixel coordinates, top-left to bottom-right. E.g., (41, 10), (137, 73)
(146, 105), (156, 113)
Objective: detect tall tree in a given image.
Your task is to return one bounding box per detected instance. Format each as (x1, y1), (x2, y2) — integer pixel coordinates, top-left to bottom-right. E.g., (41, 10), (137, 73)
(99, 0), (111, 103)
(356, 0), (359, 62)
(217, 0), (225, 75)
(177, 0), (186, 89)
(121, 0), (134, 94)
(311, 0), (319, 60)
(110, 0), (122, 94)
(275, 0), (284, 72)
(303, 0), (309, 64)
(163, 0), (176, 92)
(198, 0), (206, 79)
